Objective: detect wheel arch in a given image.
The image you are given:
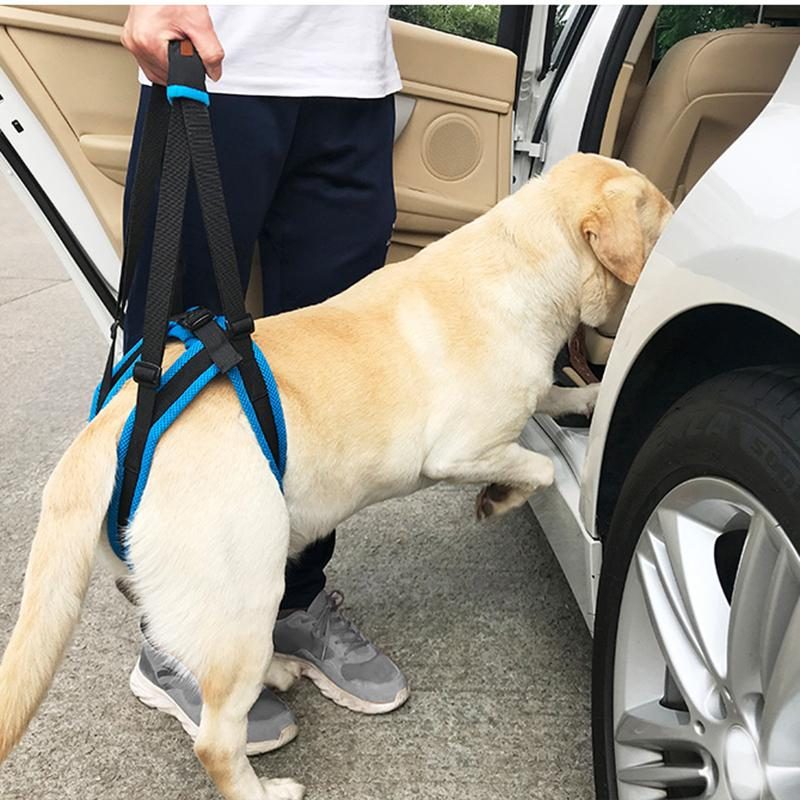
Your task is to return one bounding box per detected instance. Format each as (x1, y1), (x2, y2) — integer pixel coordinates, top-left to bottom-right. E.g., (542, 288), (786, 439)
(595, 304), (800, 540)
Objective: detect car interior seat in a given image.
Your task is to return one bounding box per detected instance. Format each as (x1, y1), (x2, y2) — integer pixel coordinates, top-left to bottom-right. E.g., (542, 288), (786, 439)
(578, 24), (800, 371)
(622, 24), (800, 205)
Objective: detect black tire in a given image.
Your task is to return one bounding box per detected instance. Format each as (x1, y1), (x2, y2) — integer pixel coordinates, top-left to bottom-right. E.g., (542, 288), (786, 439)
(592, 365), (800, 799)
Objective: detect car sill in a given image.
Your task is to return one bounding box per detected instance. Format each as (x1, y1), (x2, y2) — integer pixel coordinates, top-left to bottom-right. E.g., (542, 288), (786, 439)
(520, 415), (600, 631)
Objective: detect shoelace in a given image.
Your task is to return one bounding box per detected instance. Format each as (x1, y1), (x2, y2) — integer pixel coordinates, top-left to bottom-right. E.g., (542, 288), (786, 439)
(315, 590), (370, 660)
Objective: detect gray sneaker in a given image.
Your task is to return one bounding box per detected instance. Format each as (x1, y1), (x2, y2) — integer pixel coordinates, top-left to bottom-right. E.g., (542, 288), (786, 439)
(130, 642), (298, 755)
(273, 590), (409, 715)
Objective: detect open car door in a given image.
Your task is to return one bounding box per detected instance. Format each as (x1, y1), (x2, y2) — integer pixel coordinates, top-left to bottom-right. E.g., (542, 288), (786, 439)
(0, 5), (552, 331)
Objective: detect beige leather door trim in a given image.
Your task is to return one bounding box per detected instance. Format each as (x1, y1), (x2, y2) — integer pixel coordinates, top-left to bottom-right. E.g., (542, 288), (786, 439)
(401, 78), (510, 114)
(79, 134), (130, 183)
(391, 20), (515, 104)
(17, 5), (128, 25)
(396, 185), (489, 222)
(0, 6), (121, 43)
(599, 62), (634, 156)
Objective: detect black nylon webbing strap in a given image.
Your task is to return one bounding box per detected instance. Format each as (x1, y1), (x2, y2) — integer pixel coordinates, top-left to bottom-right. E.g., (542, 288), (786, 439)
(181, 103), (249, 328)
(135, 108), (191, 375)
(232, 336), (280, 460)
(178, 86), (280, 461)
(97, 89), (171, 409)
(122, 107), (191, 511)
(119, 90), (172, 317)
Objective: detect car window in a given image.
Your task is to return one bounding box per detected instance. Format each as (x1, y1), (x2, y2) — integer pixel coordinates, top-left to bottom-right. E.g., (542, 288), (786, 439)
(550, 5), (579, 68)
(654, 6), (760, 61)
(390, 5), (501, 45)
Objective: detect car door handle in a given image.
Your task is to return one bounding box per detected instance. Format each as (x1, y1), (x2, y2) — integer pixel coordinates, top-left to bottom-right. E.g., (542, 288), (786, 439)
(394, 94), (415, 142)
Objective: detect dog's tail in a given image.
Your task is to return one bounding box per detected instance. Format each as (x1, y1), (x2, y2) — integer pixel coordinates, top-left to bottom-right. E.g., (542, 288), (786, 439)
(0, 411), (118, 762)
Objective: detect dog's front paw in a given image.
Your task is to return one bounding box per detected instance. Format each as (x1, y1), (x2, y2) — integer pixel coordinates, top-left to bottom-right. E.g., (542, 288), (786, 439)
(261, 777), (305, 800)
(476, 483), (514, 520)
(576, 383), (601, 416)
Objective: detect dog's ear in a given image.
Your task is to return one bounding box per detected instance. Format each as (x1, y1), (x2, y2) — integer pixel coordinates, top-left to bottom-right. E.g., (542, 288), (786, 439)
(580, 181), (646, 286)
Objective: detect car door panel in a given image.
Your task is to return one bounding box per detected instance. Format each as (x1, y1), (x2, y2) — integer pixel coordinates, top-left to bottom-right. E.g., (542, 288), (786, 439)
(390, 20), (516, 262)
(0, 4), (134, 254)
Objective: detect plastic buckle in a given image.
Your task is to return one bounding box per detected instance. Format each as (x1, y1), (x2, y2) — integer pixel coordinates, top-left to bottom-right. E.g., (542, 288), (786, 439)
(183, 308), (215, 332)
(133, 361), (162, 388)
(229, 314), (255, 337)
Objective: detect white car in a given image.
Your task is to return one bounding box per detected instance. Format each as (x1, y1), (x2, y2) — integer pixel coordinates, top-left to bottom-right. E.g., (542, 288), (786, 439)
(1, 6), (799, 799)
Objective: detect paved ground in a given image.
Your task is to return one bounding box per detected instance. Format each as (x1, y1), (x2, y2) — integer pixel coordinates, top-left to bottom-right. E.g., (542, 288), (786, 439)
(0, 174), (593, 799)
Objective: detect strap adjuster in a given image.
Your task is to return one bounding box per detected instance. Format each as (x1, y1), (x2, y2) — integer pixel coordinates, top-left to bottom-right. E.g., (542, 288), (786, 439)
(229, 314), (255, 337)
(182, 308), (215, 332)
(178, 307), (243, 374)
(133, 361), (162, 388)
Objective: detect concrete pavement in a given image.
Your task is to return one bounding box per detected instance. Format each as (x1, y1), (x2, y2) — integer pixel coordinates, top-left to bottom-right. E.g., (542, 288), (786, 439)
(0, 174), (593, 799)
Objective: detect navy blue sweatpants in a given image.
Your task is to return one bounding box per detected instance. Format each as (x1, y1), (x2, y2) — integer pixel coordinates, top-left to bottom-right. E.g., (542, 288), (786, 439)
(123, 87), (396, 609)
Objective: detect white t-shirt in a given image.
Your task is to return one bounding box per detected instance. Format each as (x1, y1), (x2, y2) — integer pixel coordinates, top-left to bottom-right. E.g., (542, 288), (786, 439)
(140, 5), (401, 98)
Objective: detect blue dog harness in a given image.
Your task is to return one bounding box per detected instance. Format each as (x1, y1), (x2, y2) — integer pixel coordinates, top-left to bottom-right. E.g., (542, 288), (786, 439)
(92, 42), (287, 565)
(90, 310), (286, 562)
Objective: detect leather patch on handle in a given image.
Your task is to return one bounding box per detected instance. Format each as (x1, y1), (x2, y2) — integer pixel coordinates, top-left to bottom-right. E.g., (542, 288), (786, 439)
(180, 39), (194, 57)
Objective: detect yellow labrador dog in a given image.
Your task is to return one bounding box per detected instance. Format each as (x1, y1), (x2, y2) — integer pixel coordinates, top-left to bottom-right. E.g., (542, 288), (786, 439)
(0, 153), (671, 799)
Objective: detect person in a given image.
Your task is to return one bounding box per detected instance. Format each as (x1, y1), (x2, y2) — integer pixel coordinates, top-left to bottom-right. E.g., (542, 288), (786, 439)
(121, 4), (408, 753)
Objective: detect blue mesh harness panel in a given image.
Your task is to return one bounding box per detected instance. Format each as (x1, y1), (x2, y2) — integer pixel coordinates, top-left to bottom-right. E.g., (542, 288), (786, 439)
(90, 316), (286, 563)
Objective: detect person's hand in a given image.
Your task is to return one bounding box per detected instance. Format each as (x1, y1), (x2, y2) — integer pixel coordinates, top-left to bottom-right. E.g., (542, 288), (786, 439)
(122, 5), (224, 85)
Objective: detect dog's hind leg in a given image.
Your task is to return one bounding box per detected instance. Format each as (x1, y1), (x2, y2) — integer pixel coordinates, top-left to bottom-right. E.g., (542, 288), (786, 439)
(127, 397), (303, 799)
(132, 485), (303, 799)
(188, 537), (304, 800)
(195, 663), (303, 800)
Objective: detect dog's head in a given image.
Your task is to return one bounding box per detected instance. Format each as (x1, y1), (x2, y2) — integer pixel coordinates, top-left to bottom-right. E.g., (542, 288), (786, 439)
(549, 153), (673, 329)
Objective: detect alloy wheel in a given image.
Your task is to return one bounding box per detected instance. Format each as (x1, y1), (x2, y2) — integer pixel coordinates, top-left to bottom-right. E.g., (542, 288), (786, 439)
(613, 477), (800, 800)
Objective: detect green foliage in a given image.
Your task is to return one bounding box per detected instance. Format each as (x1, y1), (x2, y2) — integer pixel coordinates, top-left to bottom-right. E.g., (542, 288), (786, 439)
(655, 5), (758, 60)
(390, 5), (764, 60)
(390, 5), (501, 44)
(552, 5), (570, 44)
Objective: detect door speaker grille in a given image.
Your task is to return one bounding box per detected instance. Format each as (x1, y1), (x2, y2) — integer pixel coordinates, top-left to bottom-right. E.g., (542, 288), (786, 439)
(422, 114), (482, 181)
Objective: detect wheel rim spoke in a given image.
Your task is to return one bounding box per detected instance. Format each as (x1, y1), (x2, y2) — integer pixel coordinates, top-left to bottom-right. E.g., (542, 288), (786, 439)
(636, 525), (719, 718)
(657, 506), (730, 681)
(758, 548), (800, 696)
(617, 761), (708, 791)
(727, 514), (781, 708)
(616, 700), (695, 750)
(761, 596), (800, 765)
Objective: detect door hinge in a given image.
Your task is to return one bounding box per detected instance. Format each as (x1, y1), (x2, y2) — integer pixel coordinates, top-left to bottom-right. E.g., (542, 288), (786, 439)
(514, 138), (546, 160)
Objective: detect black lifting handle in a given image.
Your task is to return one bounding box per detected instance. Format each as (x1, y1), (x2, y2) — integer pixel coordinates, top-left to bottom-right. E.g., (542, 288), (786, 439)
(167, 40), (209, 105)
